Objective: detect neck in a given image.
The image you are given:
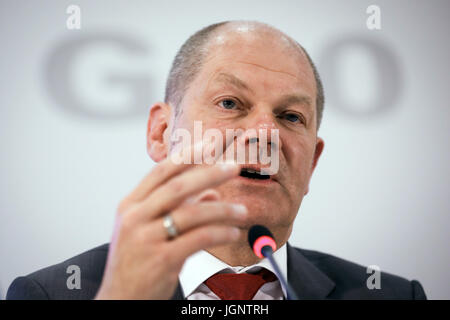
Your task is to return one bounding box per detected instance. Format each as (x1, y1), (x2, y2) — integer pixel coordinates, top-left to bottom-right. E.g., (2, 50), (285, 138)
(206, 225), (291, 267)
(206, 242), (259, 267)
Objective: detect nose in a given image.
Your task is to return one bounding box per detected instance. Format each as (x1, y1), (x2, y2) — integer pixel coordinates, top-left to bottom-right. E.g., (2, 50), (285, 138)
(237, 109), (281, 159)
(243, 108), (278, 144)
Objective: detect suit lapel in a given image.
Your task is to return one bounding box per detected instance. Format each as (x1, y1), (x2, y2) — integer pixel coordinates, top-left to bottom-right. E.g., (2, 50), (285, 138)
(287, 242), (335, 299)
(170, 282), (185, 300)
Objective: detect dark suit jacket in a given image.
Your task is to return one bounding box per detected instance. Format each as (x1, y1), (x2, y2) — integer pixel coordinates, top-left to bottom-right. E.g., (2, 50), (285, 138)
(6, 243), (427, 300)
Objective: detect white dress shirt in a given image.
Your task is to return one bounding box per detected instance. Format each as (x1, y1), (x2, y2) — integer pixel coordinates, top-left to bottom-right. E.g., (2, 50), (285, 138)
(179, 244), (287, 300)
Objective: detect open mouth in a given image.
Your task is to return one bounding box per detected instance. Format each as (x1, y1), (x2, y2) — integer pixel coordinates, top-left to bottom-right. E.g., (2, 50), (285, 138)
(239, 168), (271, 180)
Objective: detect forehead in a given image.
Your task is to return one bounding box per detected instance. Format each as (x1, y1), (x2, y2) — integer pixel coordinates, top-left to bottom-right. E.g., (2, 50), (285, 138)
(198, 26), (316, 95)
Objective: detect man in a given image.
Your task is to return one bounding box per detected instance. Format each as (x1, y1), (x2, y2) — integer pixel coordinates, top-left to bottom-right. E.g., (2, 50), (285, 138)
(7, 20), (426, 300)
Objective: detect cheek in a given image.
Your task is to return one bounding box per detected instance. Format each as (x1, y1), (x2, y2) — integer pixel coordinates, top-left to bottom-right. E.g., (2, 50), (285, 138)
(283, 137), (315, 182)
(180, 99), (228, 133)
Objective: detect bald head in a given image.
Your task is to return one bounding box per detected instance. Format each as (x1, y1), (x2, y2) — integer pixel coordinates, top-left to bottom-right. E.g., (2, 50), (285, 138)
(164, 20), (324, 129)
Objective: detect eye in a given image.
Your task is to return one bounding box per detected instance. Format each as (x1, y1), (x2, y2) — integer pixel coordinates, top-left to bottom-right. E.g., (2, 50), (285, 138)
(218, 99), (238, 110)
(282, 113), (303, 124)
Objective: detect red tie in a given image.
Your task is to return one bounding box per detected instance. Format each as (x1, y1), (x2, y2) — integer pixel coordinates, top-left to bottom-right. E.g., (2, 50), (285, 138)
(204, 269), (278, 300)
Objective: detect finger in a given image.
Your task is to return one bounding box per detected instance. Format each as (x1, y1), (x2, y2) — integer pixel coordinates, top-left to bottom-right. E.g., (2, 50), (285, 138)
(148, 202), (247, 241)
(127, 141), (216, 202)
(135, 162), (240, 220)
(127, 161), (189, 203)
(183, 188), (222, 205)
(128, 130), (240, 202)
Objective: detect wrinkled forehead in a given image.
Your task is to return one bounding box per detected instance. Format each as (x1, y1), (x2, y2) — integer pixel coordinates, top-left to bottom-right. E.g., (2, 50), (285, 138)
(203, 22), (314, 85)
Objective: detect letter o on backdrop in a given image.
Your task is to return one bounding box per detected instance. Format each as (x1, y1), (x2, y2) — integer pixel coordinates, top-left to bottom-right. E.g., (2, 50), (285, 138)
(320, 35), (403, 119)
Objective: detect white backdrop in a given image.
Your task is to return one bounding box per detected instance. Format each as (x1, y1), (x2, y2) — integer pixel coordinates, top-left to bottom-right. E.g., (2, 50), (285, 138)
(1, 0), (449, 299)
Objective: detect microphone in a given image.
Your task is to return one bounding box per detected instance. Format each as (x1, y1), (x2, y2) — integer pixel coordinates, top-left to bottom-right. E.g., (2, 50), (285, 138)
(248, 225), (299, 300)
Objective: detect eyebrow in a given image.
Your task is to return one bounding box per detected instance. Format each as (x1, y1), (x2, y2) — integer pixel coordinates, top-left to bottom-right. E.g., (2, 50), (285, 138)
(276, 94), (313, 109)
(212, 72), (313, 112)
(212, 72), (253, 93)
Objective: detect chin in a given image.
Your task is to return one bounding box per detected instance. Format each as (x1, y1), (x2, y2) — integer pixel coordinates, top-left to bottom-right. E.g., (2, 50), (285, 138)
(226, 193), (289, 228)
(217, 179), (294, 225)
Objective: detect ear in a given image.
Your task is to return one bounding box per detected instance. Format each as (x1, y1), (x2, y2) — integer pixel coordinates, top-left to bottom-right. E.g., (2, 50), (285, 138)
(311, 137), (325, 172)
(147, 102), (171, 162)
(304, 137), (325, 195)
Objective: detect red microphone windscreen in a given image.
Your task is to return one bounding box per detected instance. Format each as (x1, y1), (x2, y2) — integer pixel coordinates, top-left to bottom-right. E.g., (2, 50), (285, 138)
(248, 225), (277, 258)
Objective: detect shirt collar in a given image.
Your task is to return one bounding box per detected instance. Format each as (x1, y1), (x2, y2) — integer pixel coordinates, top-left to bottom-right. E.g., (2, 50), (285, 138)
(179, 243), (288, 298)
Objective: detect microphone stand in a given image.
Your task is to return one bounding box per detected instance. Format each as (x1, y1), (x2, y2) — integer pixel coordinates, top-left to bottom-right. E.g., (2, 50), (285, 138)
(262, 246), (299, 300)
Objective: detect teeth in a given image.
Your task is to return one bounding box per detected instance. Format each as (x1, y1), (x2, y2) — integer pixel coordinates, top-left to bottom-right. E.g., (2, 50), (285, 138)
(245, 169), (260, 174)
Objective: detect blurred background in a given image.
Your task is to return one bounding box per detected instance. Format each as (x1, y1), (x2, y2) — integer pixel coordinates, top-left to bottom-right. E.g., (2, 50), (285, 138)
(1, 0), (449, 299)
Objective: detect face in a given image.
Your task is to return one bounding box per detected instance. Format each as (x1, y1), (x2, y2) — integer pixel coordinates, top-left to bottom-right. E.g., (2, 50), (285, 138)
(151, 26), (324, 244)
